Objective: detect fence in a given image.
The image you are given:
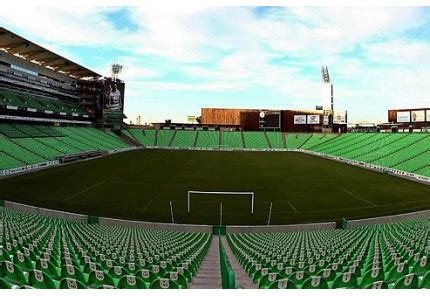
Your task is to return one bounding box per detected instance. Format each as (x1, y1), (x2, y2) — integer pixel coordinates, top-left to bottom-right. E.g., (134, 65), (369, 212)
(219, 237), (236, 289)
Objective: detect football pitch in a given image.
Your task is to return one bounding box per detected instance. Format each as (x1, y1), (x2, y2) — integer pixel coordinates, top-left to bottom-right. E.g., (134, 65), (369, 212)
(0, 149), (429, 225)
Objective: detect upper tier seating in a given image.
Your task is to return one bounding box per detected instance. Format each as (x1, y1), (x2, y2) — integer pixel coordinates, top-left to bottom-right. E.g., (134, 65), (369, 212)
(0, 207), (211, 289)
(227, 218), (430, 289)
(0, 88), (91, 118)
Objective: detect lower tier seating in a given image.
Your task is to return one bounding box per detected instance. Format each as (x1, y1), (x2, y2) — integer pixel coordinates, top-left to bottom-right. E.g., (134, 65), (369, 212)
(227, 218), (430, 289)
(0, 207), (211, 289)
(0, 124), (130, 170)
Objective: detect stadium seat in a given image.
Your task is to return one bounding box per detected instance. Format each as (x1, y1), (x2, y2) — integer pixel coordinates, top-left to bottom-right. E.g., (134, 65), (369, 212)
(150, 278), (180, 289)
(59, 278), (86, 289)
(393, 274), (419, 289)
(419, 272), (430, 288)
(27, 269), (56, 289)
(331, 272), (358, 288)
(116, 275), (148, 289)
(0, 261), (28, 286)
(301, 276), (329, 289)
(88, 270), (115, 288)
(268, 278), (297, 289)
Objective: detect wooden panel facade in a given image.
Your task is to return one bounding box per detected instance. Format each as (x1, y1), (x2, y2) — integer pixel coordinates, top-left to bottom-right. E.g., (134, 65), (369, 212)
(201, 108), (258, 126)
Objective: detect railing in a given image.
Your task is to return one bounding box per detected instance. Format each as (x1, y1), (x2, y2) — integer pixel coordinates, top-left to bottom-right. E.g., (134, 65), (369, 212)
(219, 237), (236, 289)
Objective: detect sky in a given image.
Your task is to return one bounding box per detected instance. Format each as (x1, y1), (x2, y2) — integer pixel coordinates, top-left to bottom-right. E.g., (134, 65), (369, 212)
(1, 6), (430, 124)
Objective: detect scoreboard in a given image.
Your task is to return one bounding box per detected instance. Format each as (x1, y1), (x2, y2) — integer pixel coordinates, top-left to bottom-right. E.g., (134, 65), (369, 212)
(259, 110), (281, 129)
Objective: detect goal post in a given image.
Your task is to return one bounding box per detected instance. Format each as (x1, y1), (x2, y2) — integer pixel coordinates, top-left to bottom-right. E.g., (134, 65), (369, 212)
(187, 191), (255, 213)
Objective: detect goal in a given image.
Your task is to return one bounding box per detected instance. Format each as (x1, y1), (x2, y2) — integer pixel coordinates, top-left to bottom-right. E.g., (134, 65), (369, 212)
(187, 190), (255, 213)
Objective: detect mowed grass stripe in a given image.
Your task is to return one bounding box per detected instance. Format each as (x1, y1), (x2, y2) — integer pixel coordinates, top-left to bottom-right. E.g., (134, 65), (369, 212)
(0, 149), (428, 225)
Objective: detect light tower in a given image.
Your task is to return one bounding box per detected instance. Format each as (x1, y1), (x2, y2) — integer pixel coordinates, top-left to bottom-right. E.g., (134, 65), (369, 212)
(111, 63), (123, 82)
(321, 66), (334, 128)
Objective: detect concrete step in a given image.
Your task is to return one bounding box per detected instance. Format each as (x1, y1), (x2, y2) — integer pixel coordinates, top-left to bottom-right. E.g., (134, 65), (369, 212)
(190, 236), (222, 289)
(220, 236), (257, 289)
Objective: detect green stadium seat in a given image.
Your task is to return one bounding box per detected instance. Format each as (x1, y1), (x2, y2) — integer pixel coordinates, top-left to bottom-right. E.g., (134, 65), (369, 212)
(364, 281), (388, 289)
(360, 268), (384, 288)
(393, 274), (419, 289)
(385, 263), (409, 283)
(411, 256), (429, 276)
(27, 269), (56, 289)
(116, 275), (148, 289)
(268, 278), (297, 289)
(258, 272), (281, 288)
(419, 272), (430, 288)
(135, 269), (159, 288)
(150, 278), (180, 289)
(301, 276), (329, 289)
(35, 259), (60, 279)
(59, 278), (86, 289)
(88, 270), (115, 288)
(0, 261), (27, 286)
(331, 272), (358, 288)
(0, 278), (12, 289)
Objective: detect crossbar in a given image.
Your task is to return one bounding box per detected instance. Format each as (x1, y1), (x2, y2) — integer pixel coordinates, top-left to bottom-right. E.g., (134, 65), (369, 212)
(187, 191), (254, 213)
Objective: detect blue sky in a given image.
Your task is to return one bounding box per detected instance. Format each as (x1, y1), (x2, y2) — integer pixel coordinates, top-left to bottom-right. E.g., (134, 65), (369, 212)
(1, 6), (430, 124)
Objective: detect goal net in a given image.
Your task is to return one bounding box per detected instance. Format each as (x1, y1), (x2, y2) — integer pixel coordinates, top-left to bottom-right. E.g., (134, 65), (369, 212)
(187, 191), (255, 213)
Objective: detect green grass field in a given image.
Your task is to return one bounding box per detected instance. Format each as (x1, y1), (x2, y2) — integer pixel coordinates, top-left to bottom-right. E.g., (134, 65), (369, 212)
(0, 149), (429, 225)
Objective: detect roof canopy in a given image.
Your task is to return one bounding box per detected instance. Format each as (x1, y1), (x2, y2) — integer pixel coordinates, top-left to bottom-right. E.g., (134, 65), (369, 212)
(0, 27), (101, 79)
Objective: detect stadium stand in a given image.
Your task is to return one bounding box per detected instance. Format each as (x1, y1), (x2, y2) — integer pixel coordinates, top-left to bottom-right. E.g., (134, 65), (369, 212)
(226, 218), (430, 289)
(0, 88), (91, 118)
(265, 132), (285, 149)
(157, 130), (176, 147)
(119, 129), (430, 177)
(243, 132), (270, 149)
(221, 131), (244, 149)
(195, 131), (220, 149)
(286, 134), (313, 149)
(171, 131), (198, 148)
(122, 129), (156, 147)
(0, 207), (211, 289)
(0, 124), (129, 170)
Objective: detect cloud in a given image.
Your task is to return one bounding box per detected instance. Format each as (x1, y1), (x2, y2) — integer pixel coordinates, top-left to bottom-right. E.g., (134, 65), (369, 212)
(1, 6), (429, 123)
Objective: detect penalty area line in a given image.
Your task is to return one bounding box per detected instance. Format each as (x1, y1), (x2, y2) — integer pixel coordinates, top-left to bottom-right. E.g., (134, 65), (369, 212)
(338, 187), (377, 207)
(142, 199), (154, 212)
(287, 201), (298, 212)
(62, 181), (106, 201)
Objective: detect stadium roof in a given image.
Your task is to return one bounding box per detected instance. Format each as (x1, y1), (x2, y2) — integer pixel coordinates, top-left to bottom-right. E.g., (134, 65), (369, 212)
(0, 27), (101, 79)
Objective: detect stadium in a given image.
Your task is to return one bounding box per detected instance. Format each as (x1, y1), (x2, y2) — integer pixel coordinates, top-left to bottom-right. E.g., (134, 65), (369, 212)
(0, 17), (429, 291)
